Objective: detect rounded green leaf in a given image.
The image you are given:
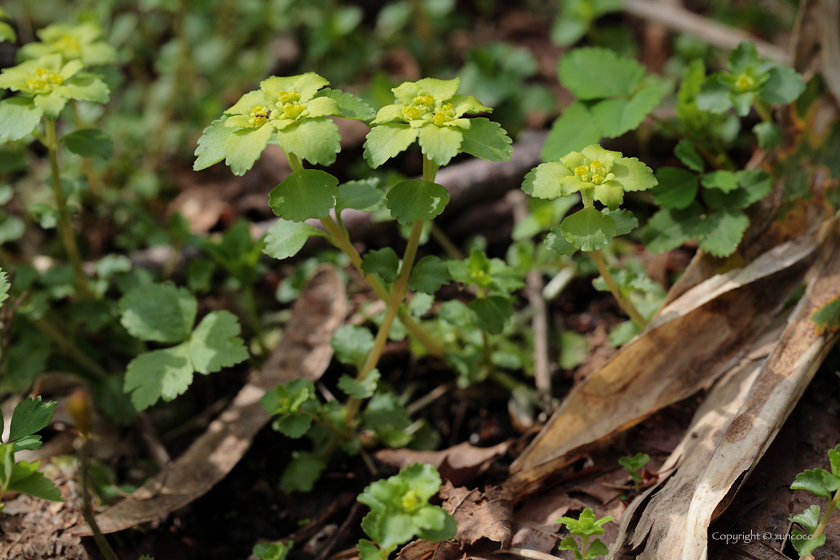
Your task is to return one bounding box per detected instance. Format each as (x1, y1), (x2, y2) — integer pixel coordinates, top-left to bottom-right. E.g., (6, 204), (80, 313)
(268, 169), (339, 222)
(386, 179), (449, 225)
(418, 124), (463, 166)
(272, 117), (341, 167)
(541, 101), (602, 162)
(651, 167), (699, 209)
(336, 179), (386, 213)
(760, 65), (805, 105)
(119, 283), (197, 343)
(124, 344), (193, 410)
(590, 85), (664, 138)
(674, 139), (704, 172)
(603, 208), (638, 235)
(521, 162), (571, 200)
(545, 227), (577, 256)
(332, 325), (375, 368)
(701, 170), (740, 193)
(362, 247), (401, 283)
(611, 157), (657, 192)
(223, 123), (273, 176)
(408, 255), (451, 294)
(264, 219), (325, 260)
(469, 296), (513, 335)
(698, 209), (749, 257)
(560, 208), (617, 252)
(188, 310), (248, 374)
(62, 128), (113, 159)
(194, 118), (229, 171)
(558, 47), (645, 100)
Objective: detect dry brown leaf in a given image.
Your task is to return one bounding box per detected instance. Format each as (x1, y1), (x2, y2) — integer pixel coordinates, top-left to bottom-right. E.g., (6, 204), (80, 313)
(615, 234), (840, 559)
(396, 539), (464, 560)
(376, 442), (511, 487)
(72, 267), (346, 535)
(441, 482), (514, 548)
(508, 238), (818, 491)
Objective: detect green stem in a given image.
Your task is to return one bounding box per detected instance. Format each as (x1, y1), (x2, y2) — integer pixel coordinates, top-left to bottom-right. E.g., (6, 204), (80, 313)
(753, 98), (774, 123)
(589, 250), (647, 329)
(45, 119), (93, 300)
(809, 489), (840, 554)
(243, 283), (269, 356)
(80, 438), (119, 560)
(70, 100), (102, 197)
(430, 223), (464, 260)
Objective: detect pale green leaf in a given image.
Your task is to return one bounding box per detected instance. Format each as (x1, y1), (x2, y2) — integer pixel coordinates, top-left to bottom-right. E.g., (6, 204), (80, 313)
(273, 117), (341, 166)
(55, 75), (109, 104)
(611, 156), (657, 192)
(651, 167), (698, 209)
(753, 121), (782, 149)
(560, 208), (617, 252)
(34, 93), (67, 120)
(521, 162), (572, 200)
(364, 123), (419, 168)
(459, 117), (513, 162)
(791, 530), (825, 558)
(194, 118), (229, 171)
(696, 76), (732, 113)
(593, 182), (624, 210)
(415, 77), (460, 101)
(119, 283), (197, 343)
(273, 413), (312, 438)
(545, 228), (578, 256)
(362, 247), (400, 283)
(558, 47), (645, 99)
(728, 41), (761, 74)
(418, 125), (463, 166)
(408, 256), (451, 294)
(317, 88), (375, 120)
(542, 101), (602, 161)
(760, 65), (805, 104)
(386, 179), (449, 225)
(124, 344), (194, 410)
(0, 98), (42, 142)
(558, 330), (589, 369)
(62, 128), (113, 159)
(222, 123), (273, 176)
(268, 169), (339, 222)
(790, 505), (821, 535)
(0, 22), (16, 43)
(189, 310), (248, 374)
(603, 208), (638, 235)
(263, 219), (326, 260)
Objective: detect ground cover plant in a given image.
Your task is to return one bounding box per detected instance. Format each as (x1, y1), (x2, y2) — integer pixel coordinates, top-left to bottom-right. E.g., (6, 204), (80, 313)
(0, 1), (838, 559)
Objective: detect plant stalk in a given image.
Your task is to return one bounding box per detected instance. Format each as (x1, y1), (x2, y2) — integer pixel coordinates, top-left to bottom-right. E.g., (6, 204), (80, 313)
(79, 437), (119, 560)
(589, 250), (648, 329)
(243, 283), (269, 356)
(808, 490), (840, 555)
(753, 98), (774, 123)
(45, 119), (93, 299)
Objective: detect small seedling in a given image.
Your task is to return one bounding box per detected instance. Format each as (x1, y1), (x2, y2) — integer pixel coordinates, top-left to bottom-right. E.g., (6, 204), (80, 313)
(788, 444), (840, 558)
(357, 463), (456, 560)
(253, 541), (292, 560)
(618, 452), (650, 494)
(556, 507), (614, 559)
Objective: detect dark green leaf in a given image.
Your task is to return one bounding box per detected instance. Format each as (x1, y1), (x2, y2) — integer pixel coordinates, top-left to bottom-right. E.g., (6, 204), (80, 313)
(62, 128), (113, 159)
(469, 296), (513, 335)
(590, 85), (664, 138)
(753, 121), (782, 149)
(545, 228), (578, 256)
(760, 65), (805, 105)
(263, 219), (326, 260)
(697, 209), (749, 257)
(674, 139), (704, 172)
(651, 167), (699, 209)
(188, 310), (248, 374)
(558, 47), (645, 99)
(8, 467), (63, 501)
(701, 170), (740, 193)
(386, 179), (449, 225)
(331, 325), (376, 368)
(338, 369), (380, 399)
(642, 203), (710, 253)
(362, 248), (400, 283)
(119, 283), (197, 343)
(458, 117), (513, 162)
(541, 101), (602, 162)
(603, 208), (638, 235)
(790, 468), (840, 498)
(281, 451), (325, 493)
(560, 208), (617, 252)
(791, 530), (825, 557)
(268, 169), (339, 223)
(8, 397), (57, 444)
(408, 256), (451, 294)
(336, 179), (386, 213)
(273, 413), (312, 438)
(811, 298), (840, 335)
(790, 505), (821, 535)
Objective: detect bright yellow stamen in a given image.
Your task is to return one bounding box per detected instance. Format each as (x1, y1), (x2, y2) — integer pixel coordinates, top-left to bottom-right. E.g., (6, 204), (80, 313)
(248, 105), (270, 127)
(277, 91), (301, 105)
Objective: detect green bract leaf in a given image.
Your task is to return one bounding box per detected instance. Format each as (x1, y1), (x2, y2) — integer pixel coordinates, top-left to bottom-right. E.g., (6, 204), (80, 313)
(124, 343), (193, 410)
(332, 325), (376, 368)
(336, 179), (386, 213)
(790, 505), (821, 535)
(263, 219), (326, 260)
(120, 283), (197, 343)
(261, 379), (317, 416)
(62, 128), (113, 159)
(281, 451), (326, 493)
(791, 468), (840, 498)
(558, 47), (644, 99)
(364, 123), (420, 168)
(224, 124), (273, 176)
(418, 124), (463, 166)
(674, 139), (704, 172)
(19, 22), (117, 65)
(408, 256), (451, 294)
(8, 397), (57, 445)
(521, 162), (571, 200)
(697, 209), (749, 257)
(753, 121), (782, 149)
(386, 179), (449, 225)
(610, 156), (658, 192)
(268, 169), (339, 222)
(560, 208), (617, 252)
(701, 170), (740, 193)
(362, 248), (401, 283)
(317, 88), (375, 120)
(651, 168), (699, 209)
(468, 296), (513, 335)
(0, 98), (43, 142)
(188, 310), (248, 374)
(338, 369), (381, 399)
(541, 101), (602, 162)
(459, 117), (513, 162)
(603, 208), (638, 235)
(272, 117), (341, 167)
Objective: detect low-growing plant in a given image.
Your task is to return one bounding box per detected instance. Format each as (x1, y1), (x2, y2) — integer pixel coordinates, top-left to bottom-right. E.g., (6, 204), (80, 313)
(788, 444), (840, 558)
(618, 452), (650, 494)
(357, 463), (456, 560)
(556, 507), (614, 559)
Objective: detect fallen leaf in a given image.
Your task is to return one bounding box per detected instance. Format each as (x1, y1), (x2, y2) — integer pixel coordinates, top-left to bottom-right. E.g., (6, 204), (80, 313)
(441, 482), (514, 548)
(376, 442), (511, 487)
(72, 267), (346, 535)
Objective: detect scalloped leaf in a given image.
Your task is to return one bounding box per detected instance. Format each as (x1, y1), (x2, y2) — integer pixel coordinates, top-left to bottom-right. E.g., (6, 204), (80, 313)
(0, 98), (43, 142)
(273, 117), (341, 167)
(459, 117), (513, 162)
(268, 169), (339, 222)
(264, 219), (326, 260)
(560, 208), (617, 252)
(651, 167), (699, 209)
(386, 179), (449, 225)
(542, 101), (602, 162)
(558, 47), (645, 99)
(418, 125), (463, 166)
(364, 123), (419, 168)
